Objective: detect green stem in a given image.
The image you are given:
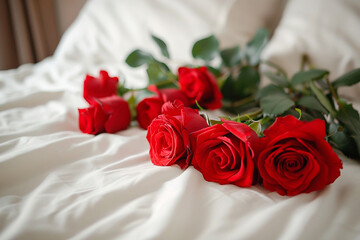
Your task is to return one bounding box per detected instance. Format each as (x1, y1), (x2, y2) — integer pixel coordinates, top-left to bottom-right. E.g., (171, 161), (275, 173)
(301, 54), (307, 71)
(209, 108), (263, 126)
(132, 87), (147, 91)
(326, 77), (344, 112)
(309, 80), (337, 117)
(232, 108), (263, 122)
(301, 54), (315, 70)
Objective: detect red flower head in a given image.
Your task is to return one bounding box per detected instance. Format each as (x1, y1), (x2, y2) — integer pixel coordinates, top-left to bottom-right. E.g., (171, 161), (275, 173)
(191, 121), (258, 187)
(83, 70), (118, 104)
(146, 100), (208, 169)
(78, 96), (131, 134)
(178, 66), (222, 110)
(255, 115), (343, 196)
(136, 97), (164, 130)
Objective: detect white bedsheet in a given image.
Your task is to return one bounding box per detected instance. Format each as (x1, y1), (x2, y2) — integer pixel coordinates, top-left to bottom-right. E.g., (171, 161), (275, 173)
(1, 0), (360, 239)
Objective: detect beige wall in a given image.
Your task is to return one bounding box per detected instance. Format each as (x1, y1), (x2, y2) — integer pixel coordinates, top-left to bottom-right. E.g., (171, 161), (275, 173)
(55, 0), (87, 36)
(0, 0), (87, 70)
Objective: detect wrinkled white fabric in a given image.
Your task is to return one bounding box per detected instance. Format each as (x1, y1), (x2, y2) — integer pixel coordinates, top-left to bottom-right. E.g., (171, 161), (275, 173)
(262, 0), (360, 101)
(1, 0), (360, 239)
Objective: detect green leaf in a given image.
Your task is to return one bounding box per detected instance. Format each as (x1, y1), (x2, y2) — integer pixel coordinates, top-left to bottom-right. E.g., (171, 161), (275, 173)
(257, 85), (294, 116)
(332, 68), (360, 88)
(317, 78), (330, 90)
(306, 109), (326, 122)
(206, 65), (222, 77)
(260, 89), (295, 116)
(235, 66), (260, 98)
(263, 71), (289, 87)
(221, 74), (236, 100)
(309, 80), (336, 117)
(329, 122), (360, 159)
(249, 121), (262, 135)
(220, 46), (242, 67)
(192, 35), (219, 62)
(297, 95), (329, 114)
(245, 28), (269, 66)
(291, 69), (329, 85)
(125, 49), (154, 67)
(156, 60), (171, 71)
(283, 108), (321, 122)
(146, 61), (169, 85)
(151, 35), (170, 58)
(255, 84), (283, 100)
(336, 103), (360, 159)
(339, 103), (360, 121)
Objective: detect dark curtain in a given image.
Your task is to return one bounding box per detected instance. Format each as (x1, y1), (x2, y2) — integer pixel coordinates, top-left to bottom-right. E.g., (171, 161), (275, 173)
(0, 0), (60, 70)
(0, 0), (86, 70)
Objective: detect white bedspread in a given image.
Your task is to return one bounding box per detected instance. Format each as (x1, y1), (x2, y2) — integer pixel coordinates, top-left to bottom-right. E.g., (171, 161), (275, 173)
(1, 0), (360, 239)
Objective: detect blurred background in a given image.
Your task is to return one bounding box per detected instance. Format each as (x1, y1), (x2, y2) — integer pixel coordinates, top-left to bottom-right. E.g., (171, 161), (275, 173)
(0, 0), (86, 70)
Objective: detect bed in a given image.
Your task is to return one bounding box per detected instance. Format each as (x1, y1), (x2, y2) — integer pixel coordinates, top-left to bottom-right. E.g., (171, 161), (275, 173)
(1, 0), (360, 239)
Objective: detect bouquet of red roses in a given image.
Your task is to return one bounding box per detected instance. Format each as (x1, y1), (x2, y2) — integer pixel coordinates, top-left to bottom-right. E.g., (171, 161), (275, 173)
(77, 29), (360, 196)
(146, 100), (342, 196)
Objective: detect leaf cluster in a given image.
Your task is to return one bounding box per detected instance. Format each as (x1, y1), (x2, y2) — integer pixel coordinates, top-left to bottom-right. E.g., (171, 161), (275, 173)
(259, 59), (360, 159)
(191, 29), (269, 113)
(125, 34), (176, 89)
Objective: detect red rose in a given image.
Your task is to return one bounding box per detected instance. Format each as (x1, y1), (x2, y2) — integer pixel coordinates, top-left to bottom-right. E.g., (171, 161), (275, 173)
(83, 70), (118, 104)
(136, 97), (163, 130)
(136, 85), (193, 130)
(78, 102), (107, 134)
(146, 100), (208, 169)
(178, 66), (222, 109)
(78, 95), (130, 134)
(191, 121), (258, 187)
(255, 115), (343, 196)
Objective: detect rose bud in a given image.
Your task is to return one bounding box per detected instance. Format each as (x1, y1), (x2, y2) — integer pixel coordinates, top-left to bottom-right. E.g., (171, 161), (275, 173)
(78, 103), (107, 135)
(83, 70), (118, 104)
(146, 100), (208, 169)
(191, 121), (258, 187)
(178, 66), (222, 109)
(136, 96), (164, 130)
(255, 115), (343, 196)
(78, 95), (131, 134)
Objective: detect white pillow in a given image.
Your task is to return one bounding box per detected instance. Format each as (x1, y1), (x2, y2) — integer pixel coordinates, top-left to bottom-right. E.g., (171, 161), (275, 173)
(55, 0), (286, 64)
(262, 0), (360, 100)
